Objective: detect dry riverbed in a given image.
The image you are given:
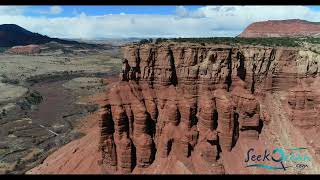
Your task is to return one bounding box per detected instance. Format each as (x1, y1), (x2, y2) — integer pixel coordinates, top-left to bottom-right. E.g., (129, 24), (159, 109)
(0, 47), (122, 174)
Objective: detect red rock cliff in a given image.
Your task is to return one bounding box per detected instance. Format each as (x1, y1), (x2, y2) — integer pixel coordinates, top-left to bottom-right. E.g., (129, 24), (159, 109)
(98, 42), (320, 174)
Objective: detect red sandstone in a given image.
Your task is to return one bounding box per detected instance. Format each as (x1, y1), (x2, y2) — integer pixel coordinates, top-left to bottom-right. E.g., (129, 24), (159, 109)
(239, 19), (320, 38)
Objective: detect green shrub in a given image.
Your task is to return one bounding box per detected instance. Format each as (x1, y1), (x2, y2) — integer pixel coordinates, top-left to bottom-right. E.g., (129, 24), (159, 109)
(139, 37), (320, 47)
(169, 37), (302, 47)
(0, 74), (20, 85)
(138, 39), (151, 45)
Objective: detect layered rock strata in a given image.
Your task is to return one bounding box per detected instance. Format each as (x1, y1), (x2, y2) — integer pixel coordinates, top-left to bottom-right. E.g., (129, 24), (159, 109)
(99, 42), (320, 173)
(287, 85), (318, 128)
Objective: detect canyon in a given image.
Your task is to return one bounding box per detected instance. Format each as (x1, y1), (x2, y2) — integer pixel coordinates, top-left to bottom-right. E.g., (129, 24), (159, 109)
(29, 41), (320, 174)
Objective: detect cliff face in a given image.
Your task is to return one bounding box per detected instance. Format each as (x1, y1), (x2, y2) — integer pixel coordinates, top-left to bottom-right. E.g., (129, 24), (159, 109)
(238, 19), (320, 38)
(98, 42), (320, 174)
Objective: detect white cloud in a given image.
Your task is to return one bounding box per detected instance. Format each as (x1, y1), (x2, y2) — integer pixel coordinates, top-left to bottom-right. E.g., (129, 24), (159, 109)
(0, 6), (26, 15)
(0, 6), (320, 39)
(39, 6), (63, 15)
(175, 6), (205, 18)
(175, 6), (188, 17)
(50, 6), (63, 14)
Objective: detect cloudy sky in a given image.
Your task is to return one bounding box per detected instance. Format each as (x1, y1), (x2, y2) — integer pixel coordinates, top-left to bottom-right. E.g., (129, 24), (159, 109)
(1, 6), (320, 39)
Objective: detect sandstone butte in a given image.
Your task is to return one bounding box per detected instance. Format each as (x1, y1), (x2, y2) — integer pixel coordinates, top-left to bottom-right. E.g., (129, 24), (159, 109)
(28, 42), (320, 174)
(7, 44), (41, 55)
(238, 19), (320, 38)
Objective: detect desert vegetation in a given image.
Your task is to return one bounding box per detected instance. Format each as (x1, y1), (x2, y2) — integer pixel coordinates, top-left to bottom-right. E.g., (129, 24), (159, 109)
(139, 37), (320, 47)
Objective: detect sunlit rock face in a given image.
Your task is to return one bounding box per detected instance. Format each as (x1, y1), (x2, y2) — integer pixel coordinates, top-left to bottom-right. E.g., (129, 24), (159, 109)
(99, 42), (320, 174)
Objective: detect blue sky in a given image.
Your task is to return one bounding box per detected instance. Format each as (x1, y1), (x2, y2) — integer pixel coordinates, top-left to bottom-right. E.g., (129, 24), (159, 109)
(25, 6), (205, 17)
(23, 5), (320, 17)
(307, 6), (320, 11)
(1, 6), (320, 39)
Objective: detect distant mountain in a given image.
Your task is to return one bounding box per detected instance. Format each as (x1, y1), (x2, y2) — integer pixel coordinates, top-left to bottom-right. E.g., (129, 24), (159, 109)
(238, 19), (320, 38)
(71, 37), (143, 46)
(0, 24), (80, 47)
